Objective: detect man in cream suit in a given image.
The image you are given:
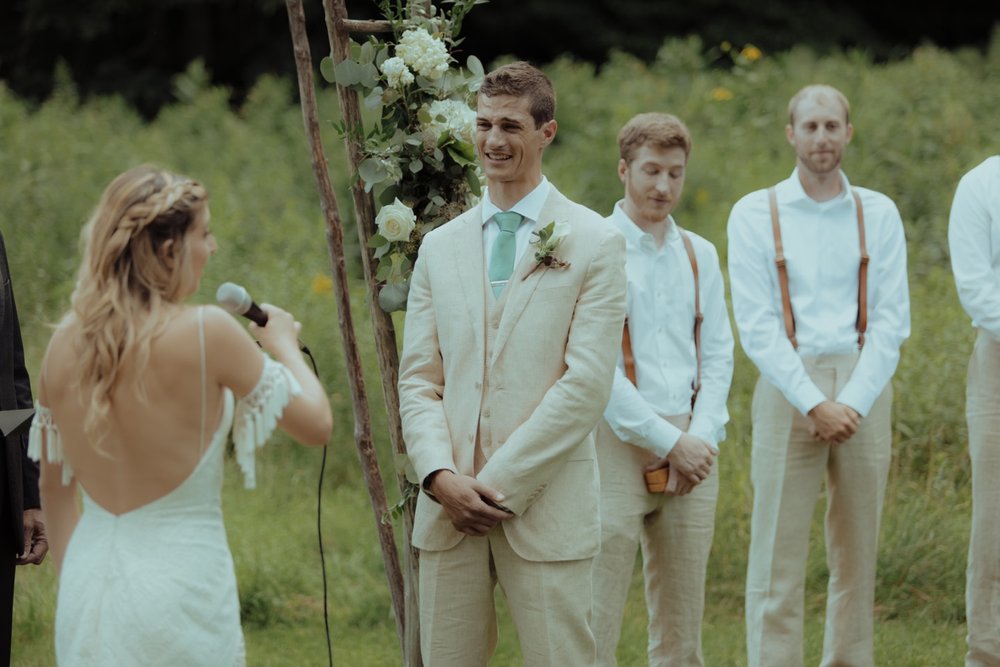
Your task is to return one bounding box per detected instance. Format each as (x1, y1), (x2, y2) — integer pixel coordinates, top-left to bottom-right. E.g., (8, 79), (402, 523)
(592, 113), (733, 666)
(398, 61), (626, 666)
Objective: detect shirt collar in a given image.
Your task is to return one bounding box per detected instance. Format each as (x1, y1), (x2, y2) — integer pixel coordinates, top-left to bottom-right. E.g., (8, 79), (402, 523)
(777, 167), (854, 206)
(481, 177), (551, 227)
(608, 200), (679, 250)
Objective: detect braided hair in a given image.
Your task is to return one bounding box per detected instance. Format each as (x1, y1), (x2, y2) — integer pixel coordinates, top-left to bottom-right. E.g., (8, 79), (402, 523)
(68, 165), (208, 443)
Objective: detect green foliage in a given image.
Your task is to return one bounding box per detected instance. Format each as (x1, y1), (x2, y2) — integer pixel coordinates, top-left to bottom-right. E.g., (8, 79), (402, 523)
(8, 31), (1000, 664)
(323, 2), (486, 303)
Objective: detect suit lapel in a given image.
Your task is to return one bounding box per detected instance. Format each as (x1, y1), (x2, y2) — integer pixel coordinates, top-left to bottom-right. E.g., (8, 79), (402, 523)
(491, 189), (566, 366)
(451, 205), (487, 359)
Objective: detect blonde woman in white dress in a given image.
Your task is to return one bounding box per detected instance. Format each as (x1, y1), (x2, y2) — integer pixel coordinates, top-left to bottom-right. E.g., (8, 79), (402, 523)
(29, 165), (332, 666)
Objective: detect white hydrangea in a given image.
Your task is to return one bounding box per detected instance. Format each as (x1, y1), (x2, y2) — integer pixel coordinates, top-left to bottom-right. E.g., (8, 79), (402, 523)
(395, 28), (450, 81)
(422, 99), (476, 143)
(380, 56), (414, 88)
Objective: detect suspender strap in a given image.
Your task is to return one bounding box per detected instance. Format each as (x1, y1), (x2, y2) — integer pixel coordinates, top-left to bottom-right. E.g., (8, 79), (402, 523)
(769, 187), (798, 348)
(768, 186), (868, 350)
(678, 228), (703, 409)
(622, 318), (637, 385)
(853, 190), (869, 348)
(621, 226), (702, 410)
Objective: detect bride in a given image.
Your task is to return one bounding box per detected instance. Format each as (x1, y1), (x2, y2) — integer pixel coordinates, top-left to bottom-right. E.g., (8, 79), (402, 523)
(29, 165), (333, 665)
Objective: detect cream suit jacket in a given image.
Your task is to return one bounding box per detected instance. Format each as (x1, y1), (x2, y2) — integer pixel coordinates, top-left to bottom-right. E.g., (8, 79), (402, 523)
(398, 186), (626, 562)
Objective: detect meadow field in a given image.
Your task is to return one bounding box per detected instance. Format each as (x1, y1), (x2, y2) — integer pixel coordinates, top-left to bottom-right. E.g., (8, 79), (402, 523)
(4, 33), (1000, 665)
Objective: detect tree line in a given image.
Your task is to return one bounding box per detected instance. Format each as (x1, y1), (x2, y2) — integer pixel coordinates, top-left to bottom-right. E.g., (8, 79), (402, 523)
(1, 0), (997, 117)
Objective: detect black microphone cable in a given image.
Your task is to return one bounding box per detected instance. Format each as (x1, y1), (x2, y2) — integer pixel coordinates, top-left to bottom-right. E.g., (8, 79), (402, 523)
(300, 343), (334, 667)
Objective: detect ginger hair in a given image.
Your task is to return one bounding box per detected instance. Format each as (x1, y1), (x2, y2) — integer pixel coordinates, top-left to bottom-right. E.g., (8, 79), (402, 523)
(617, 112), (692, 163)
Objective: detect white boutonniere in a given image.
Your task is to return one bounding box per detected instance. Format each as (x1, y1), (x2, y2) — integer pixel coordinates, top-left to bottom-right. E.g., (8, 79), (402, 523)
(525, 221), (571, 279)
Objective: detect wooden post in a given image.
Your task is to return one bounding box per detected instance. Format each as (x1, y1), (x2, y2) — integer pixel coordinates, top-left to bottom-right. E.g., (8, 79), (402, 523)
(283, 0), (408, 658)
(321, 0), (423, 664)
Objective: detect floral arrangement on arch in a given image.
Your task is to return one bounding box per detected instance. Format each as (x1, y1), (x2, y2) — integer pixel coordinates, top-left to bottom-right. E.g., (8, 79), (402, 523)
(322, 0), (487, 311)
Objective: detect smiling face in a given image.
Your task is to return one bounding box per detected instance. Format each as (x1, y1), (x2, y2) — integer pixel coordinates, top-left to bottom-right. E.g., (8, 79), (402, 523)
(786, 92), (853, 178)
(475, 93), (557, 205)
(619, 143), (687, 229)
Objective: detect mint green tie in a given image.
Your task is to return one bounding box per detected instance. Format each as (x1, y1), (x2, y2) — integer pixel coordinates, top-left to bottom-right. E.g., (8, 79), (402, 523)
(489, 212), (523, 297)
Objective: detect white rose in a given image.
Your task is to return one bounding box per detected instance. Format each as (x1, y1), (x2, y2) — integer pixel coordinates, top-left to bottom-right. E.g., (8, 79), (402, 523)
(376, 198), (417, 242)
(396, 28), (450, 81)
(380, 56), (414, 88)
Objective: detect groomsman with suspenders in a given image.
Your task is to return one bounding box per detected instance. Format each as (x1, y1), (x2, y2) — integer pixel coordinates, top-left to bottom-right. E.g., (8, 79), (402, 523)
(592, 112), (734, 666)
(727, 84), (910, 667)
(948, 154), (1000, 666)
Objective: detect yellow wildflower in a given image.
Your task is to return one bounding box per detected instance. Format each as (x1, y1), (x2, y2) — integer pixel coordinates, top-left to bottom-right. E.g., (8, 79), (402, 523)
(311, 273), (333, 295)
(711, 87), (734, 102)
(694, 187), (710, 207)
(741, 45), (762, 62)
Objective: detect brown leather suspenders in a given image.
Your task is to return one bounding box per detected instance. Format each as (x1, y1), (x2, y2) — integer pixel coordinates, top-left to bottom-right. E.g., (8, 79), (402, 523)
(768, 187), (869, 349)
(621, 227), (703, 409)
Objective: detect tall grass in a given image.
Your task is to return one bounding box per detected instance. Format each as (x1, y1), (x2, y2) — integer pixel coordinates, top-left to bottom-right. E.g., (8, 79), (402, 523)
(5, 30), (1000, 664)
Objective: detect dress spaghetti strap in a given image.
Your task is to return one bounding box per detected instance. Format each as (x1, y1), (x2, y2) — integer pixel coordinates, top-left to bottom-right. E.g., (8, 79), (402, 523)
(198, 306), (207, 455)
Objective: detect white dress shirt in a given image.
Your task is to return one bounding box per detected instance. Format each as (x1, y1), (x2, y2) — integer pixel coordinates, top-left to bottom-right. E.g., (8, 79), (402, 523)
(949, 156), (1000, 339)
(603, 202), (735, 456)
(481, 178), (552, 270)
(727, 169), (910, 417)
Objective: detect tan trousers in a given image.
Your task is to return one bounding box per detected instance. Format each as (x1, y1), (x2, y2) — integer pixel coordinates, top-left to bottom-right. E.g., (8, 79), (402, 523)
(745, 354), (891, 667)
(592, 417), (719, 667)
(966, 330), (1000, 667)
(418, 526), (596, 666)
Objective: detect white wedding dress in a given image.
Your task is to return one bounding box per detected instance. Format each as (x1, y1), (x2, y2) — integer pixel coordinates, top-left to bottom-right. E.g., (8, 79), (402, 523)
(29, 309), (301, 666)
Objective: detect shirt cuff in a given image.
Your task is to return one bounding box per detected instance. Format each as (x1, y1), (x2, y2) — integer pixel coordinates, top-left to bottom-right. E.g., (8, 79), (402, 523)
(835, 384), (875, 418)
(792, 384), (828, 416)
(646, 418), (683, 458)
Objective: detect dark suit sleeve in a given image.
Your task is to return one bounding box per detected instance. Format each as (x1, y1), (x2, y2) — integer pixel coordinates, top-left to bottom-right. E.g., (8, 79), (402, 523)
(12, 303), (39, 510)
(0, 233), (39, 509)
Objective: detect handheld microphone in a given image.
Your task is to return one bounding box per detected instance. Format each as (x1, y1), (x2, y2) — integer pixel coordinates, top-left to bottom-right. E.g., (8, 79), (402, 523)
(216, 282), (268, 326)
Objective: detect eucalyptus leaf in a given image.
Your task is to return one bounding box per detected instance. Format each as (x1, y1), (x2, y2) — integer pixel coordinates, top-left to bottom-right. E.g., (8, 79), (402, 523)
(359, 62), (380, 90)
(334, 59), (363, 86)
(368, 233), (389, 248)
(320, 56), (336, 83)
(364, 87), (384, 110)
(409, 159), (424, 174)
(359, 40), (374, 65)
(466, 55), (484, 78)
(358, 157), (389, 187)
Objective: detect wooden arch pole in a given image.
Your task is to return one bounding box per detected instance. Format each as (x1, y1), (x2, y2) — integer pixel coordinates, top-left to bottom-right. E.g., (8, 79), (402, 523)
(284, 0), (415, 662)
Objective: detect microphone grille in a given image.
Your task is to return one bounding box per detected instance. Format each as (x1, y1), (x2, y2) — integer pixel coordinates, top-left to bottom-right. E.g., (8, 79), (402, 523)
(216, 282), (252, 315)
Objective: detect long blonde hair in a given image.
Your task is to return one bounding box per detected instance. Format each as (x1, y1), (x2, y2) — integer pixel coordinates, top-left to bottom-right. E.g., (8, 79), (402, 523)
(69, 165), (208, 440)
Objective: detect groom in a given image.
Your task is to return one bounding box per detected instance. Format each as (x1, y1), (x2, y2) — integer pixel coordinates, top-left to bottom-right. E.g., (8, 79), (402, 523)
(398, 61), (626, 665)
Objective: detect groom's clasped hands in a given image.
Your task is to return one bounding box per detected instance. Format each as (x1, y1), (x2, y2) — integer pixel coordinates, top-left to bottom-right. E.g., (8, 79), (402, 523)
(427, 470), (513, 536)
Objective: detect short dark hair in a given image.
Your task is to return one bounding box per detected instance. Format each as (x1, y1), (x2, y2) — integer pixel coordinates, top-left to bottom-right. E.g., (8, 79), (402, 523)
(478, 61), (555, 128)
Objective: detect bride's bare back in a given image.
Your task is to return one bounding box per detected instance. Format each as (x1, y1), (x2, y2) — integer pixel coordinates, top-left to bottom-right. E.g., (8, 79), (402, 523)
(41, 306), (263, 515)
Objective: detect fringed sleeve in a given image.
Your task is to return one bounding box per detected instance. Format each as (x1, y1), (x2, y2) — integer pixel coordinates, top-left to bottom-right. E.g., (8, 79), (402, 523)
(233, 356), (303, 489)
(28, 403), (74, 486)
